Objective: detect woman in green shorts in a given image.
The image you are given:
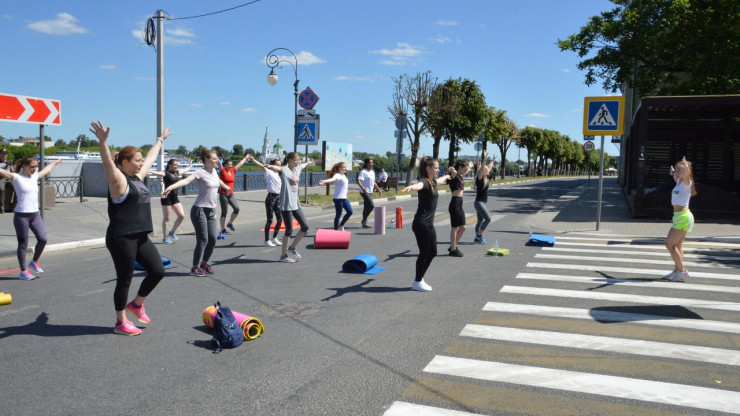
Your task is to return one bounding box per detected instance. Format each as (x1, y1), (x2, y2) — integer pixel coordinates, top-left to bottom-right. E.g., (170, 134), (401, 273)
(664, 156), (696, 282)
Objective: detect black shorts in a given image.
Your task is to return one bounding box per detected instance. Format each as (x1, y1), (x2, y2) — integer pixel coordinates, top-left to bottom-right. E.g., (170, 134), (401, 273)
(449, 196), (465, 227)
(161, 192), (179, 206)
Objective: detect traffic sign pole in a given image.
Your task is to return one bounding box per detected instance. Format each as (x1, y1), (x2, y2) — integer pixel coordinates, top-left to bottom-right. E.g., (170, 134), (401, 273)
(596, 135), (605, 231)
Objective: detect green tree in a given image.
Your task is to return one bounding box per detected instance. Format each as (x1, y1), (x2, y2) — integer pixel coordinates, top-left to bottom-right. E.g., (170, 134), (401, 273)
(558, 0), (740, 95)
(389, 71), (436, 185)
(445, 78), (487, 165)
(519, 126), (543, 176)
(425, 80), (460, 160)
(232, 144), (244, 156)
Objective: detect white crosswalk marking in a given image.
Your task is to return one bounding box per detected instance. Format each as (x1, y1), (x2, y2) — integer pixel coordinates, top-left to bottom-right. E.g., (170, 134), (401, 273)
(388, 234), (740, 415)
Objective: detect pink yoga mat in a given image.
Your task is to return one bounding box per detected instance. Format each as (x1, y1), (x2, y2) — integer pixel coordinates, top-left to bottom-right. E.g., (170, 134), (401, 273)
(314, 228), (351, 249)
(202, 306), (265, 340)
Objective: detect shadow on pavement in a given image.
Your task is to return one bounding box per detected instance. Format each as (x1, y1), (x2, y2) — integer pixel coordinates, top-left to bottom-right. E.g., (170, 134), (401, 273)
(0, 312), (110, 339)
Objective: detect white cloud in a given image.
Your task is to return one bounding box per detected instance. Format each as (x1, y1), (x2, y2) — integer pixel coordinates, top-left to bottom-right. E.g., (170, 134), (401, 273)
(27, 12), (88, 35)
(560, 68), (572, 73)
(437, 20), (457, 26)
(3, 14), (12, 20)
(190, 103), (203, 108)
(333, 75), (376, 82)
(219, 102), (231, 106)
(100, 65), (116, 70)
(370, 42), (426, 65)
(432, 35), (451, 44)
(130, 19), (196, 46)
(524, 112), (553, 118)
(241, 108), (257, 114)
(134, 76), (155, 81)
(262, 51), (326, 67)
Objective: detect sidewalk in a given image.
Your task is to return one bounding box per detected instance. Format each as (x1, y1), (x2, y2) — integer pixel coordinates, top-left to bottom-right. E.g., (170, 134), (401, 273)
(1, 177), (738, 260)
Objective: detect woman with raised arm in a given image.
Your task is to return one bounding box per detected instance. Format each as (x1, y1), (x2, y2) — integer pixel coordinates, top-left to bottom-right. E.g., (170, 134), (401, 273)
(0, 156), (62, 280)
(473, 150), (496, 244)
(90, 120), (171, 336)
(149, 160), (191, 244)
(162, 147), (231, 277)
(447, 159), (470, 257)
(249, 156), (284, 246)
(319, 161), (353, 231)
(402, 156), (451, 292)
(664, 156), (697, 282)
(217, 156), (248, 239)
(249, 152), (312, 263)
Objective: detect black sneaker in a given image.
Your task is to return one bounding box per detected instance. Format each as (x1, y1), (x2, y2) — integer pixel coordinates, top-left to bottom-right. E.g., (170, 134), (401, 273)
(361, 222), (372, 229)
(449, 248), (464, 257)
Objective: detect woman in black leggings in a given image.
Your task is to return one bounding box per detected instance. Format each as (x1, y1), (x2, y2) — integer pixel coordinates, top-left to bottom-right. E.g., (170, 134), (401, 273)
(402, 157), (451, 292)
(91, 120), (172, 336)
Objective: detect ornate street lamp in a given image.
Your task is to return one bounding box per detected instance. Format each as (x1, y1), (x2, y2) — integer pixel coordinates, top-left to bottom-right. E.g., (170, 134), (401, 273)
(265, 48), (299, 153)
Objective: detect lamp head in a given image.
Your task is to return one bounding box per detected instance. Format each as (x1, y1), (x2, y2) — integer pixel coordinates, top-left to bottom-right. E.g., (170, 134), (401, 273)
(267, 69), (278, 86)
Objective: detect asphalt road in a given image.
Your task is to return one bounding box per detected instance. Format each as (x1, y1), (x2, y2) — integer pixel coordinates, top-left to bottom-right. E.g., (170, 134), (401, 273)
(1, 178), (738, 416)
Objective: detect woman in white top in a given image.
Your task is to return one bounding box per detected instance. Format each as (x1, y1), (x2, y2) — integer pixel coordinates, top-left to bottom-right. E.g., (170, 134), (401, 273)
(664, 156), (697, 282)
(162, 147), (230, 277)
(0, 156), (61, 280)
(319, 162), (353, 230)
(250, 157), (284, 246)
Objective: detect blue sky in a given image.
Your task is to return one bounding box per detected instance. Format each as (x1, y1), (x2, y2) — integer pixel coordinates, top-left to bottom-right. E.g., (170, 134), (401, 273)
(0, 0), (621, 160)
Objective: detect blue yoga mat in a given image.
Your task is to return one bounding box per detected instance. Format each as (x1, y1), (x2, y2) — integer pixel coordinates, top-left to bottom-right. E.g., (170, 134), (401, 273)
(341, 254), (385, 275)
(526, 234), (556, 247)
(135, 257), (172, 270)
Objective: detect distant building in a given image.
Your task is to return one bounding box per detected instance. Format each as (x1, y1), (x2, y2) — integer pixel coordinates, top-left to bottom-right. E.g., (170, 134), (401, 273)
(8, 137), (54, 148)
(260, 128), (286, 163)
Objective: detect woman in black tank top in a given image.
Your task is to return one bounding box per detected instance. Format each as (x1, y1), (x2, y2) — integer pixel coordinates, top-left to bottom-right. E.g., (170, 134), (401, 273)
(473, 150), (496, 244)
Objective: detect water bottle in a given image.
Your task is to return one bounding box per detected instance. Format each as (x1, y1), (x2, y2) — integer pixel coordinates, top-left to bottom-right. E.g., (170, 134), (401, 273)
(493, 240), (499, 255)
(389, 219), (395, 229)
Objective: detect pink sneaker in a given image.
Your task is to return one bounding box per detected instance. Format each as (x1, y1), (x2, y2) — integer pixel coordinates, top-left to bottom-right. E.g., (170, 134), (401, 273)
(114, 319), (142, 336)
(200, 262), (215, 275)
(126, 301), (151, 324)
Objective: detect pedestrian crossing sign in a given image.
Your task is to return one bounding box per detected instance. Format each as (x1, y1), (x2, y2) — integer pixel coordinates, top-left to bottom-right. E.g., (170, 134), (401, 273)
(583, 96), (625, 135)
(297, 118), (319, 145)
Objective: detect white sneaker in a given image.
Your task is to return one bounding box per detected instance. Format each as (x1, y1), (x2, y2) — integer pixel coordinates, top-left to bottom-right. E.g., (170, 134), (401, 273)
(670, 271), (690, 282)
(271, 237), (282, 246)
(412, 279), (432, 292)
(264, 240), (276, 247)
(662, 271), (678, 280)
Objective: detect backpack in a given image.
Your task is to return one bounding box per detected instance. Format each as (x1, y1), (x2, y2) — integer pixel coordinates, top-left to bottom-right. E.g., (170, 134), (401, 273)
(211, 301), (244, 353)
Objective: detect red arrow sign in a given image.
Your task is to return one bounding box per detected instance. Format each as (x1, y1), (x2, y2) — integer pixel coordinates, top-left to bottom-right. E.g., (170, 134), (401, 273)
(0, 93), (61, 125)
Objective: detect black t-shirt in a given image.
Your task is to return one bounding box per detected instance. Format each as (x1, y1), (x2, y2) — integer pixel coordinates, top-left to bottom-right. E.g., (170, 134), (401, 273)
(414, 179), (438, 224)
(107, 173), (153, 238)
(449, 174), (464, 192)
(163, 170), (178, 188)
(475, 175), (489, 202)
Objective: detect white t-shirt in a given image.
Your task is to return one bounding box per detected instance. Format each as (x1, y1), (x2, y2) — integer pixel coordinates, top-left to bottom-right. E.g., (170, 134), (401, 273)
(357, 169), (375, 194)
(13, 172), (39, 213)
(671, 180), (692, 207)
(332, 173), (349, 199)
(192, 168), (221, 208)
(265, 169), (282, 194)
(379, 171), (388, 181)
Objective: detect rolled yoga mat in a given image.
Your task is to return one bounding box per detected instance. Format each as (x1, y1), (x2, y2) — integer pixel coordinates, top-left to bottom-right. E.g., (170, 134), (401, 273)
(0, 292), (12, 306)
(526, 233), (556, 247)
(341, 254), (385, 275)
(374, 206), (385, 235)
(314, 228), (351, 249)
(202, 305), (264, 341)
(134, 257), (172, 271)
(261, 219), (300, 232)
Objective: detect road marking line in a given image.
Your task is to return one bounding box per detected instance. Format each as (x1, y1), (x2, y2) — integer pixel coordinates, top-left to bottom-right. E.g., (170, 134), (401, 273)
(534, 253), (739, 269)
(423, 356), (740, 414)
(460, 324), (740, 366)
(553, 235), (740, 248)
(515, 272), (740, 294)
(501, 285), (740, 311)
(542, 246), (740, 262)
(482, 301), (740, 334)
(551, 241), (740, 254)
(383, 401), (483, 416)
(526, 262), (740, 280)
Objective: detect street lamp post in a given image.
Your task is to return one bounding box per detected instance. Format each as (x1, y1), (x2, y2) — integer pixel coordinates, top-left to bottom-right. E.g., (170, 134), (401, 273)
(265, 48), (299, 154)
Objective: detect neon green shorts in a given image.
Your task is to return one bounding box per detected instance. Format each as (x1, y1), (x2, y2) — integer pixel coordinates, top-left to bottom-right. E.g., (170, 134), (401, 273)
(672, 210), (694, 232)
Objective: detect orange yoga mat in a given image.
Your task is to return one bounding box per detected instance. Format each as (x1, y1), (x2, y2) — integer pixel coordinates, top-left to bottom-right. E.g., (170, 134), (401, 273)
(314, 228), (351, 249)
(261, 219), (300, 232)
(202, 305), (264, 341)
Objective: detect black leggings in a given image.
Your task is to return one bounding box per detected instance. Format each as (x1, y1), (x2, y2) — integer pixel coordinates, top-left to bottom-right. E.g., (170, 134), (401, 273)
(106, 231), (165, 311)
(264, 193), (283, 241)
(219, 192), (240, 218)
(360, 192), (374, 222)
(412, 220), (437, 282)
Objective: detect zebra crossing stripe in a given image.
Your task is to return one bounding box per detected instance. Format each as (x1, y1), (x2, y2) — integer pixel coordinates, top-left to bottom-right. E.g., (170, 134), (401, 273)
(526, 262), (740, 280)
(460, 324), (740, 366)
(482, 301), (740, 334)
(501, 285), (740, 311)
(551, 241), (740, 255)
(383, 401), (483, 416)
(515, 272), (740, 294)
(534, 253), (739, 269)
(423, 355), (740, 414)
(542, 246), (740, 262)
(553, 235), (740, 248)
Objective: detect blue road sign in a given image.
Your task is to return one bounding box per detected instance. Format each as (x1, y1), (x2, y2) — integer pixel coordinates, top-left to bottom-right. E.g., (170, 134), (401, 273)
(297, 118), (319, 145)
(583, 96), (625, 135)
